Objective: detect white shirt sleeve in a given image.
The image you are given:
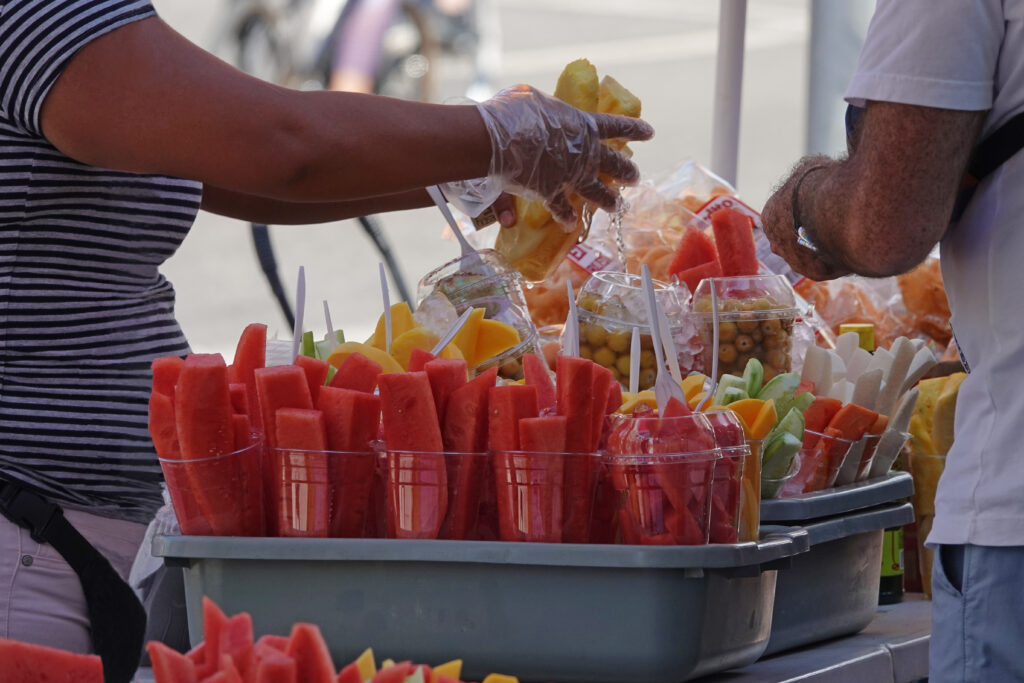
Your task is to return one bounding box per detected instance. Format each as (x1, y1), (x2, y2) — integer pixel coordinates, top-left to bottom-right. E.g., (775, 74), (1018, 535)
(845, 0), (1003, 111)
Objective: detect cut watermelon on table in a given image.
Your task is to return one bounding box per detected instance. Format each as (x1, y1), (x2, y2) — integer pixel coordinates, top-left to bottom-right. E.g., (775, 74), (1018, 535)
(229, 322), (267, 430)
(220, 611), (256, 681)
(228, 383), (249, 415)
(147, 640), (198, 683)
(442, 367), (497, 453)
(487, 384), (540, 451)
(285, 623), (336, 683)
(329, 352), (384, 394)
(556, 356), (599, 543)
(424, 358), (468, 426)
(711, 208), (760, 277)
(336, 663), (362, 683)
(152, 355), (184, 398)
(294, 355), (330, 404)
(257, 650), (298, 683)
(523, 352), (556, 412)
(555, 355), (593, 453)
(0, 639), (104, 683)
(667, 226), (719, 278)
(407, 347), (437, 373)
(379, 372), (444, 452)
(274, 408), (330, 537)
(255, 365), (315, 449)
(674, 259), (724, 294)
(148, 391), (180, 461)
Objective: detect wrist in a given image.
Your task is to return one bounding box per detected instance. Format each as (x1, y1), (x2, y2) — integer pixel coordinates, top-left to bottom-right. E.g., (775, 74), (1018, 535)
(791, 163), (829, 252)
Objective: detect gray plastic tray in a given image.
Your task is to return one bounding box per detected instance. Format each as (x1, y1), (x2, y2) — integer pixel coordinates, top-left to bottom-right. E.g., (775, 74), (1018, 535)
(764, 502), (915, 656)
(760, 471), (913, 523)
(153, 533), (808, 683)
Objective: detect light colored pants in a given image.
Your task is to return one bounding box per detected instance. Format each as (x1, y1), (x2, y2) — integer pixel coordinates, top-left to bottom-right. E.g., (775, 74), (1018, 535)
(0, 507), (146, 652)
(930, 543), (1024, 682)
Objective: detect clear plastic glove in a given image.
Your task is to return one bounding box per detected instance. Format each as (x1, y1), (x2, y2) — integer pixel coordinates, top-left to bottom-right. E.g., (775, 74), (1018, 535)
(442, 84), (654, 223)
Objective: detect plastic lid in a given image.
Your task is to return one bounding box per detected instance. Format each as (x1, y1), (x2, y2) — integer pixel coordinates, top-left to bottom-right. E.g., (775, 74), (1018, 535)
(576, 270), (687, 328)
(690, 274), (799, 319)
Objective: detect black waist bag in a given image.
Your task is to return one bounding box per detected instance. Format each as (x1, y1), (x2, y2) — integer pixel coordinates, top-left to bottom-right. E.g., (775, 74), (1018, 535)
(0, 480), (147, 683)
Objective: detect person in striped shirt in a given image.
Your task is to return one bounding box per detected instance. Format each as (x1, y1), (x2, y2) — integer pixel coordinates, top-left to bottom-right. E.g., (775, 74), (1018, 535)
(0, 0), (651, 656)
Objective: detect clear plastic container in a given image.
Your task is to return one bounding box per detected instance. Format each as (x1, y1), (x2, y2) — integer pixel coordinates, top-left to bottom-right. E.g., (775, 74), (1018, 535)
(159, 438), (264, 537)
(704, 409), (760, 543)
(454, 295), (542, 381)
(690, 275), (800, 381)
(710, 445), (750, 544)
(779, 429), (856, 497)
(574, 271), (696, 390)
(417, 249), (524, 306)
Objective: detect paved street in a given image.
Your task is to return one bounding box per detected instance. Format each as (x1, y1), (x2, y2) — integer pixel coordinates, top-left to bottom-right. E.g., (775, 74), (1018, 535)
(152, 0), (817, 356)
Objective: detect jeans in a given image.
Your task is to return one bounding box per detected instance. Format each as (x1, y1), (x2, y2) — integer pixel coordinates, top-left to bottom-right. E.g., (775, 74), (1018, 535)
(930, 544), (1024, 682)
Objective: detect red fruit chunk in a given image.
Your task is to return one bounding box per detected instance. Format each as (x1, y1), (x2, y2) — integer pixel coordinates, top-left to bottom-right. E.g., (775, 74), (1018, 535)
(523, 352), (557, 412)
(294, 355), (330, 404)
(667, 226), (719, 276)
(285, 623), (336, 683)
(257, 649), (298, 683)
(0, 639), (104, 683)
(407, 347), (437, 372)
(425, 358), (468, 426)
(335, 663), (362, 683)
(378, 372), (443, 452)
(674, 260), (724, 295)
(147, 640), (197, 683)
(255, 365), (314, 449)
(229, 323), (268, 430)
(152, 355), (185, 397)
(488, 384), (540, 451)
(329, 352), (384, 394)
(442, 367), (497, 453)
(555, 356), (593, 453)
(711, 207), (760, 277)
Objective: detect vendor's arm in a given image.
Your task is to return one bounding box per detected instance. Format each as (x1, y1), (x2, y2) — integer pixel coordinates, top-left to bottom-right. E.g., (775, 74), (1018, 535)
(761, 101), (984, 280)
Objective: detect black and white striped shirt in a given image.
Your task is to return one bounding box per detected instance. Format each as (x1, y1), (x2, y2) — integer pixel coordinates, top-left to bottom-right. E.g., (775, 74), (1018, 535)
(1, 0), (200, 523)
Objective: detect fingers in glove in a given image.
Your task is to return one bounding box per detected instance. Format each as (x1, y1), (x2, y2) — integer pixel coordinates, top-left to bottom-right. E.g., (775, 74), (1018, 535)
(597, 146), (640, 185)
(545, 192), (578, 226)
(574, 178), (620, 212)
(593, 113), (655, 142)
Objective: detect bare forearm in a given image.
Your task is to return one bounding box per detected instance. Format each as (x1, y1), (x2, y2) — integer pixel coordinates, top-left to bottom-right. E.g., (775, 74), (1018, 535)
(200, 185), (433, 224)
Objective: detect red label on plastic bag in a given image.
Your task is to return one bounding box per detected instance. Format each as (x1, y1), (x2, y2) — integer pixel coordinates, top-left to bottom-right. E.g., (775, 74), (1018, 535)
(567, 242), (615, 274)
(694, 195), (762, 227)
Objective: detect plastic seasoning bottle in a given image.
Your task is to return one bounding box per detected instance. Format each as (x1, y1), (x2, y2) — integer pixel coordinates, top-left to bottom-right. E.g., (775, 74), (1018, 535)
(840, 323), (905, 605)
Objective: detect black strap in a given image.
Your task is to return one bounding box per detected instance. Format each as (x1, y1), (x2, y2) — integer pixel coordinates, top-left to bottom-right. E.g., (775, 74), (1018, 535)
(0, 480), (146, 683)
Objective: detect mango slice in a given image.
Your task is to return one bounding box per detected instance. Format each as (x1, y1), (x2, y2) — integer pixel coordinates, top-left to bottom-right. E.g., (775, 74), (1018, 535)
(473, 318), (521, 367)
(367, 302), (416, 350)
(355, 648), (376, 681)
(750, 399), (779, 441)
(432, 660), (463, 683)
(680, 373), (707, 401)
(722, 398), (766, 437)
(326, 342), (404, 375)
(618, 389), (658, 414)
(390, 327), (441, 371)
(453, 308), (486, 365)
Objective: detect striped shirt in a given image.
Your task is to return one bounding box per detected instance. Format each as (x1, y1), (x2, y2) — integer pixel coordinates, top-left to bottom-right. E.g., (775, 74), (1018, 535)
(1, 0), (200, 523)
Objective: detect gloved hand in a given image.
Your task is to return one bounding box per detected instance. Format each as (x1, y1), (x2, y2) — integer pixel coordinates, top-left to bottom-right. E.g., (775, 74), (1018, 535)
(443, 84), (654, 223)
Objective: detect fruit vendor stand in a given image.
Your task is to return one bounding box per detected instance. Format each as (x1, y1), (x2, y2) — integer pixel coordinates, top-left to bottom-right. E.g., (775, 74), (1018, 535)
(7, 21), (960, 683)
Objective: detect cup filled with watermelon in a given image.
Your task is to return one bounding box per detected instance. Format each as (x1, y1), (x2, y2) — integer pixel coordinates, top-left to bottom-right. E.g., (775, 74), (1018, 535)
(604, 404), (721, 545)
(690, 274), (799, 382)
(150, 353), (266, 537)
(701, 409), (754, 544)
(574, 270), (696, 391)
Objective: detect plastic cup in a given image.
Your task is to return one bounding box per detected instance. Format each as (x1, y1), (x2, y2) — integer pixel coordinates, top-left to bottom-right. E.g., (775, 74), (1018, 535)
(587, 459), (621, 544)
(455, 295), (542, 381)
(709, 445), (750, 544)
(761, 452), (802, 500)
(855, 433), (884, 482)
(384, 450), (450, 540)
(493, 451), (587, 543)
(160, 437), (265, 537)
(269, 448), (331, 538)
(326, 450), (378, 538)
(779, 429), (856, 497)
(690, 275), (799, 381)
(605, 449), (721, 546)
(438, 451), (491, 541)
(574, 271), (692, 391)
(908, 451), (947, 598)
(834, 433), (883, 487)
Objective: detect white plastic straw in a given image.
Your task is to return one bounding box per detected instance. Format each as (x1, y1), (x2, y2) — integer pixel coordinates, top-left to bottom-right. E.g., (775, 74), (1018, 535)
(290, 265), (306, 362)
(379, 263), (392, 353)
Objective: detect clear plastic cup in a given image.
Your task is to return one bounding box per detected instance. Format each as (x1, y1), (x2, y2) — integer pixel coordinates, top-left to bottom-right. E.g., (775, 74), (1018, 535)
(855, 433), (884, 482)
(159, 437), (265, 537)
(761, 452), (802, 500)
(605, 449), (721, 546)
(493, 450), (578, 543)
(574, 271), (694, 391)
(438, 451), (491, 541)
(780, 429), (857, 497)
(834, 433), (883, 487)
(690, 275), (799, 381)
(703, 409), (760, 542)
(709, 445), (750, 544)
(417, 249), (526, 309)
(455, 295), (542, 381)
(268, 448), (332, 538)
(384, 450), (450, 540)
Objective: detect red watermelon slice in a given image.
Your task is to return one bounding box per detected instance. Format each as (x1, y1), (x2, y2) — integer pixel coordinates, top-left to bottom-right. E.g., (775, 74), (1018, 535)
(274, 408), (330, 537)
(285, 623), (336, 683)
(378, 372), (443, 452)
(257, 650), (298, 683)
(229, 322), (267, 430)
(336, 663), (362, 683)
(328, 352), (383, 394)
(589, 364), (614, 451)
(407, 347), (437, 373)
(255, 365), (314, 449)
(667, 226), (719, 277)
(424, 358), (468, 426)
(711, 208), (760, 276)
(488, 384), (540, 451)
(152, 355), (184, 397)
(228, 383), (249, 415)
(294, 355), (330, 404)
(674, 259), (723, 294)
(555, 356), (593, 453)
(0, 639), (104, 683)
(523, 352), (557, 412)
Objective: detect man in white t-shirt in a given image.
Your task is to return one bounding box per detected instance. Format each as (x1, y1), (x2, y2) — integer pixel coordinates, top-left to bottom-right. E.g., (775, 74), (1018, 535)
(761, 2), (1024, 680)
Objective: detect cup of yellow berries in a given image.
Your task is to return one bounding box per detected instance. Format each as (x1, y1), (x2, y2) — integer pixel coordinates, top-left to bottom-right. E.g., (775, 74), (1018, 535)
(690, 275), (799, 382)
(573, 271), (693, 390)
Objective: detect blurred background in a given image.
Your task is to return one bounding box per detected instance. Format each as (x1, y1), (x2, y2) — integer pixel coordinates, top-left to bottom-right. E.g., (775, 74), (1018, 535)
(152, 0), (870, 355)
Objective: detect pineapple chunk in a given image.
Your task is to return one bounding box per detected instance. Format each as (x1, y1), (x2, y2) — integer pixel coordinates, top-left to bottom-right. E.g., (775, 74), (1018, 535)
(554, 58), (599, 112)
(598, 74), (642, 117)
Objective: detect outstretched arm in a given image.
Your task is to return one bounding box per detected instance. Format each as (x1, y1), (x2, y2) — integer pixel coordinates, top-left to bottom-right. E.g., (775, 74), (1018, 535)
(761, 101), (985, 280)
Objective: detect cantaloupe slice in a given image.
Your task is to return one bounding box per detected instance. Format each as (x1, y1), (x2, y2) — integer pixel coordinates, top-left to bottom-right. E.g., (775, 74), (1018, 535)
(722, 398), (766, 436)
(750, 399), (779, 441)
(390, 326), (441, 371)
(473, 318), (521, 367)
(680, 373), (707, 401)
(618, 389), (658, 414)
(327, 342), (404, 375)
(367, 302), (416, 350)
(452, 308), (486, 365)
(688, 391), (709, 410)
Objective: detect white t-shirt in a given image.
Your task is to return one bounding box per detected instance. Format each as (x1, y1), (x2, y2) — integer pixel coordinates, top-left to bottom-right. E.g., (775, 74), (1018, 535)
(846, 0), (1024, 546)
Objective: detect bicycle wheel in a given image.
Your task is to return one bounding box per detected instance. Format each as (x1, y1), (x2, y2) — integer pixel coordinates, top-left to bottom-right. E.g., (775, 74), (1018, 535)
(235, 10), (289, 84)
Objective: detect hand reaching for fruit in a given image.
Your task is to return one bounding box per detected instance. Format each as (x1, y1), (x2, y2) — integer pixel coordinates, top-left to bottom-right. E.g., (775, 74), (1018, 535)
(443, 80), (653, 226)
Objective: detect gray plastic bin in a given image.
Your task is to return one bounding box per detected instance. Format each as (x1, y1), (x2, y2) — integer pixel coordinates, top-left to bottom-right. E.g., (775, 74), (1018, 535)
(763, 502), (915, 656)
(153, 533), (808, 683)
(760, 471), (913, 523)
